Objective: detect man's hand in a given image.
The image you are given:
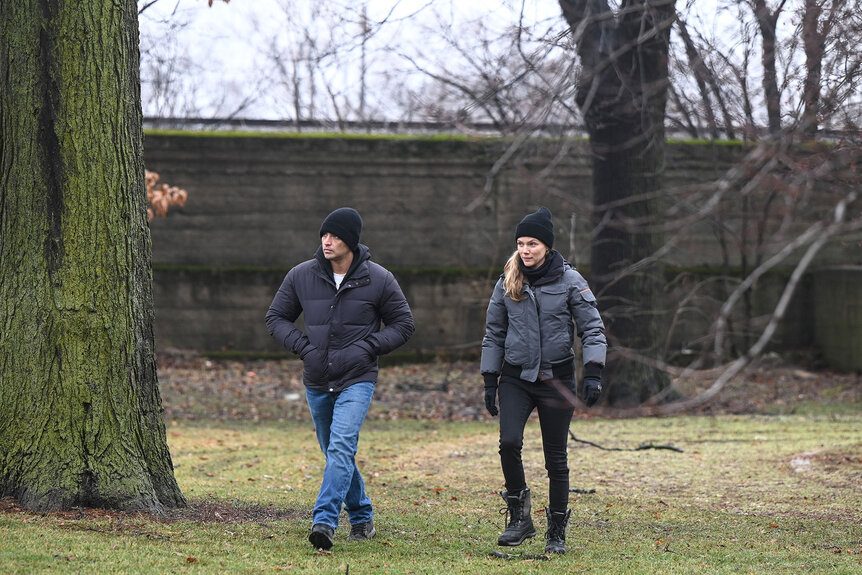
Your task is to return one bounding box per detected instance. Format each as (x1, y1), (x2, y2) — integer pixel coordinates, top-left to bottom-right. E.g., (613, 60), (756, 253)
(300, 346), (328, 381)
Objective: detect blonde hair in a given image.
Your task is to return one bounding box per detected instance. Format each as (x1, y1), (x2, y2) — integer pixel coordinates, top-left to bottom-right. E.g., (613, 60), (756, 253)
(503, 250), (526, 301)
(503, 242), (553, 301)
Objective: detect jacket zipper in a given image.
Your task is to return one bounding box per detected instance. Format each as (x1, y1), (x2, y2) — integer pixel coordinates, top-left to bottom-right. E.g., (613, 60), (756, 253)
(528, 285), (542, 375)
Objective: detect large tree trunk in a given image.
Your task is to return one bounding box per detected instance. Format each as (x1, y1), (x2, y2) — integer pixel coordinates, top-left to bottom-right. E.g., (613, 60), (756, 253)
(559, 0), (675, 406)
(0, 0), (185, 512)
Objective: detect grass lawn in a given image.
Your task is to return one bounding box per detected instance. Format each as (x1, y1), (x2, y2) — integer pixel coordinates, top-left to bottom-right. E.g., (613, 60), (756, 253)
(1, 411), (860, 574)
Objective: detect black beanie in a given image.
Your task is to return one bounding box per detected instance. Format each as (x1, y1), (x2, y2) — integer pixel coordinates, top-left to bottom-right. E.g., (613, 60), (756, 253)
(515, 207), (554, 249)
(320, 207), (363, 250)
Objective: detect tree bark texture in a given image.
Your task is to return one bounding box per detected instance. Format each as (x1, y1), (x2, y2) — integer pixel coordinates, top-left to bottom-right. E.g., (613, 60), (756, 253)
(559, 0), (675, 406)
(0, 0), (186, 512)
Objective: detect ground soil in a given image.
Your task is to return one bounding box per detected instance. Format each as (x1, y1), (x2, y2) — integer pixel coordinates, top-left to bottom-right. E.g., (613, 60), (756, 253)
(2, 350), (858, 524)
(156, 349), (861, 423)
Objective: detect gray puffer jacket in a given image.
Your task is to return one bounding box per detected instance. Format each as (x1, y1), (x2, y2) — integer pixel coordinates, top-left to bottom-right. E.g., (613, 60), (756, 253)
(266, 244), (414, 392)
(480, 253), (606, 382)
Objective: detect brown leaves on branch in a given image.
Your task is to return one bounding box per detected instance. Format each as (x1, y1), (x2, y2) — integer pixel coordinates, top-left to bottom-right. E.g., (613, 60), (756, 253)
(207, 0), (229, 6)
(146, 169), (187, 222)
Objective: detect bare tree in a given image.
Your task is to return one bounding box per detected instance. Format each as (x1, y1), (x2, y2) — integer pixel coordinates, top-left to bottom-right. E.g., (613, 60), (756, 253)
(138, 0), (262, 120)
(555, 0), (677, 407)
(799, 0), (862, 137)
(748, 0), (788, 135)
(131, 1), (862, 411)
(674, 17), (737, 139)
(248, 0), (417, 128)
(671, 1), (862, 139)
(626, 0), (862, 411)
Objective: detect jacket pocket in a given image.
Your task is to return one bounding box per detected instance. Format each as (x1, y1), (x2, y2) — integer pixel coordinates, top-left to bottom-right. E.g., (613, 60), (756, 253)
(301, 346), (330, 383)
(540, 284), (569, 314)
(577, 286), (598, 306)
(504, 296), (528, 318)
(503, 298), (535, 366)
(329, 342), (374, 381)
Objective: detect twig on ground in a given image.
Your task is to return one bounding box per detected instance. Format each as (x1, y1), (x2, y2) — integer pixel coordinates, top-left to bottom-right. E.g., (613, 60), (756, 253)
(569, 431), (684, 452)
(489, 550), (551, 561)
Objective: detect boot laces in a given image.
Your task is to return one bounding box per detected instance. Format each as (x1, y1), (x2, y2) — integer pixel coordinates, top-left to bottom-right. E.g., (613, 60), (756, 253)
(499, 505), (512, 529)
(499, 501), (523, 529)
(545, 511), (568, 541)
(545, 520), (563, 541)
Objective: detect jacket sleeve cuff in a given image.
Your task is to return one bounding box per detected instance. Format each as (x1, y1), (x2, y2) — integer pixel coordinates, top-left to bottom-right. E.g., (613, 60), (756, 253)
(482, 372), (500, 388)
(584, 362), (603, 380)
(296, 339), (312, 358)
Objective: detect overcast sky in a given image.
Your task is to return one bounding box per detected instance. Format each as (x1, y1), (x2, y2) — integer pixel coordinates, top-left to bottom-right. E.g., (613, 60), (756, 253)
(138, 0), (560, 119)
(137, 0), (792, 122)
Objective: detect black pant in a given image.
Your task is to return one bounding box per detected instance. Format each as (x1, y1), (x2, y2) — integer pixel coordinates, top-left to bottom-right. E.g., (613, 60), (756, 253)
(498, 374), (576, 512)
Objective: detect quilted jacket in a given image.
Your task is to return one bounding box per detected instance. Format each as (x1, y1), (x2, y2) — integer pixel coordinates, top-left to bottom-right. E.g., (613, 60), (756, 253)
(480, 252), (606, 383)
(266, 244), (414, 392)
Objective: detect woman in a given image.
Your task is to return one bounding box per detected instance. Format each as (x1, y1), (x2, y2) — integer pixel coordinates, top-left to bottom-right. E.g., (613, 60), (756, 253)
(480, 207), (607, 554)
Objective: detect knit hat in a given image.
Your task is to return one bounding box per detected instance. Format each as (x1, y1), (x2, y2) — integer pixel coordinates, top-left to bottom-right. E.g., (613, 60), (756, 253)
(515, 207), (554, 249)
(320, 207), (363, 250)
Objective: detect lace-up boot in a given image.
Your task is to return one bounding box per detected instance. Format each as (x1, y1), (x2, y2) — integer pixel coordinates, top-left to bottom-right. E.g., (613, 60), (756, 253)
(544, 508), (571, 554)
(497, 488), (536, 546)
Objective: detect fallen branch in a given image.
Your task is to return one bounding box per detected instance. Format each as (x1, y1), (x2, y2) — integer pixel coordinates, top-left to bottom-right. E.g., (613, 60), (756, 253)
(569, 431), (684, 453)
(640, 188), (861, 416)
(489, 550), (550, 561)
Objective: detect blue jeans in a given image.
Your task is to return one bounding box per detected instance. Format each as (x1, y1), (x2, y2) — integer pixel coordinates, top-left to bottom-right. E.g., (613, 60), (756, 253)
(305, 381), (375, 529)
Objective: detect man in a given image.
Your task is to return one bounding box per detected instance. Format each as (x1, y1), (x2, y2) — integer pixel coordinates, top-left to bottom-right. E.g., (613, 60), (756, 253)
(265, 207), (414, 551)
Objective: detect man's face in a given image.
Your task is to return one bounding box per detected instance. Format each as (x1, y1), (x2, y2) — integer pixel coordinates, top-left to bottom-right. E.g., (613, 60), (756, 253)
(321, 233), (352, 262)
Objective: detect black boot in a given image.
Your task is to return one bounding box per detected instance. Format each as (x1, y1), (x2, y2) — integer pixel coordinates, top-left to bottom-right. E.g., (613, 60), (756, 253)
(497, 488), (536, 546)
(544, 508), (571, 554)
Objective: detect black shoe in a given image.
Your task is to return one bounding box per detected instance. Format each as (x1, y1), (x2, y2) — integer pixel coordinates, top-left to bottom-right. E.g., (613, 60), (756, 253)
(309, 523), (335, 550)
(348, 520), (376, 541)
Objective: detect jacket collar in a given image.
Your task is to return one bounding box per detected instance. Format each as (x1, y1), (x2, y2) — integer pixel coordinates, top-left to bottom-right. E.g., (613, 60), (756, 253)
(314, 243), (372, 283)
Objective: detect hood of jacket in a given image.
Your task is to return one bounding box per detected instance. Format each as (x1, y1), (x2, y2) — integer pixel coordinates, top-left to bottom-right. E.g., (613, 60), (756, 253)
(313, 243), (372, 284)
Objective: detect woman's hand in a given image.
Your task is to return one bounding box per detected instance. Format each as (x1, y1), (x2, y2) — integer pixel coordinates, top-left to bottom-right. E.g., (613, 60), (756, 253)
(582, 377), (602, 407)
(483, 372), (499, 416)
(582, 363), (603, 407)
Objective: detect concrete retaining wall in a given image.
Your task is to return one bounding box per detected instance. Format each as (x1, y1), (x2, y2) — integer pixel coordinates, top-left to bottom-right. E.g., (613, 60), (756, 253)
(145, 133), (862, 371)
(814, 267), (862, 372)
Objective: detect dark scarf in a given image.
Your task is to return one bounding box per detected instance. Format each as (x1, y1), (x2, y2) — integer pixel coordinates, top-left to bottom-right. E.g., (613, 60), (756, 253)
(520, 250), (564, 286)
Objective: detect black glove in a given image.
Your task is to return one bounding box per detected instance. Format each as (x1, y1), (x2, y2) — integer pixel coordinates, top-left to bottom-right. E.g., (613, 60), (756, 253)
(582, 363), (603, 408)
(483, 372), (499, 416)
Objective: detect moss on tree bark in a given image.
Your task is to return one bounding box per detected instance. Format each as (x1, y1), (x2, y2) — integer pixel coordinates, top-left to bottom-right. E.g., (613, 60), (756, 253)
(0, 0), (185, 512)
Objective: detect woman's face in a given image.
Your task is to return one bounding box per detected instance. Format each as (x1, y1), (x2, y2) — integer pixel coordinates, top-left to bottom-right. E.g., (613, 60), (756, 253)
(517, 236), (548, 268)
